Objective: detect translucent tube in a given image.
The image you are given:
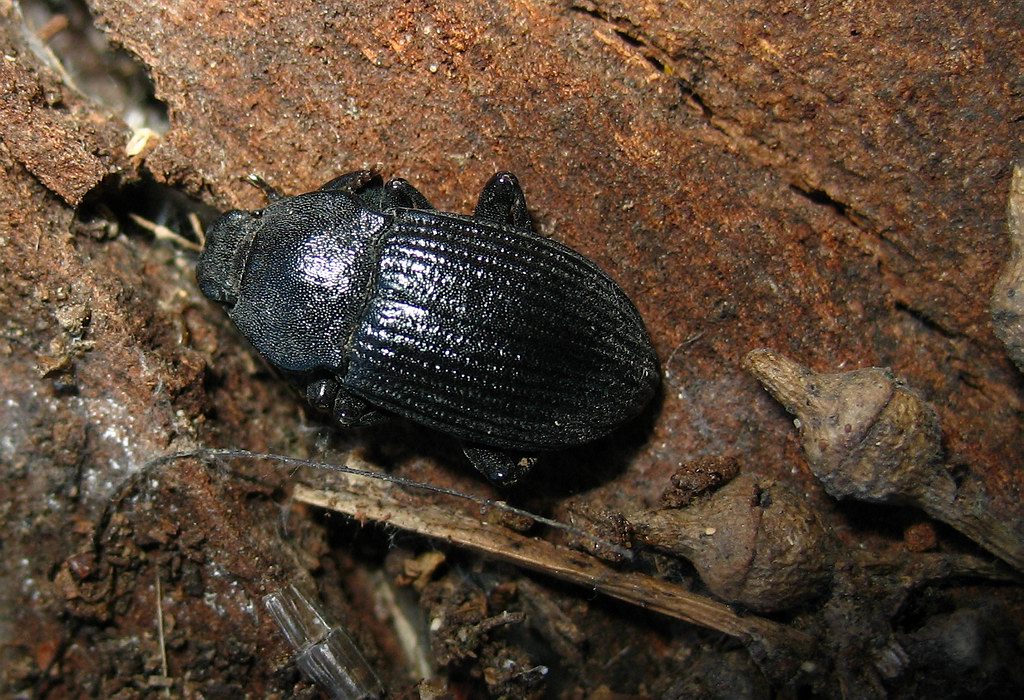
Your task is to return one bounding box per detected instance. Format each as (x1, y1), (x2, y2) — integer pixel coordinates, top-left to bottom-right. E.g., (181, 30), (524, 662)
(264, 585), (384, 700)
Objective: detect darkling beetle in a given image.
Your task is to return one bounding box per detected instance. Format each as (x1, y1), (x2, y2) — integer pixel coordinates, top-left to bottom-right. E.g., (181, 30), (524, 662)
(196, 170), (659, 485)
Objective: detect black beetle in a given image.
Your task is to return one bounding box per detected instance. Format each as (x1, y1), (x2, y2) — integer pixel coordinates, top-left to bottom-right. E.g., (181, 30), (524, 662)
(197, 170), (658, 484)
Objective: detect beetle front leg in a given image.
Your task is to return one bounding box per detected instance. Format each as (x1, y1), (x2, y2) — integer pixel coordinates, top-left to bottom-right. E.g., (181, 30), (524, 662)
(318, 170), (393, 211)
(318, 170), (383, 194)
(473, 172), (534, 232)
(305, 378), (379, 427)
(463, 445), (537, 486)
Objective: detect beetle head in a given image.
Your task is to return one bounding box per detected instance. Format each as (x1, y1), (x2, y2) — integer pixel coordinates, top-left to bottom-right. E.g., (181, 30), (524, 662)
(196, 209), (258, 306)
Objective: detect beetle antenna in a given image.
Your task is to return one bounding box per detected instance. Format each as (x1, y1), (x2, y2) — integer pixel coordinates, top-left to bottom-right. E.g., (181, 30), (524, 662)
(246, 173), (284, 202)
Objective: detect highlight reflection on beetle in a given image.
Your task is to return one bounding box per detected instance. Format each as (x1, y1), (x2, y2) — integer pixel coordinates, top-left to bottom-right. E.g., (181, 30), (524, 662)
(197, 171), (659, 484)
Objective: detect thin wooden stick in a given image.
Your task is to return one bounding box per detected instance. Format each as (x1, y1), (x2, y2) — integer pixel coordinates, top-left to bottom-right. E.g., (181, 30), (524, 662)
(292, 477), (814, 664)
(129, 213), (203, 252)
(120, 447), (815, 675)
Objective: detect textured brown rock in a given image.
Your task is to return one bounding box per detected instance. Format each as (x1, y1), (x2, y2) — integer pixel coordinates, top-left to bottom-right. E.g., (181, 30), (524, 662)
(2, 0), (1022, 697)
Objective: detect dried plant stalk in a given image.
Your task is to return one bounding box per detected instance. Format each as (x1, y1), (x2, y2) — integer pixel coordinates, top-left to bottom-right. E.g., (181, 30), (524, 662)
(292, 477), (814, 672)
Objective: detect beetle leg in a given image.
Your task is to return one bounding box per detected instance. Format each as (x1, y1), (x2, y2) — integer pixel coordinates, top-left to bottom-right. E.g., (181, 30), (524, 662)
(306, 378), (378, 427)
(332, 390), (379, 427)
(463, 445), (537, 486)
(318, 171), (391, 210)
(305, 377), (339, 412)
(318, 170), (383, 194)
(380, 178), (435, 211)
(473, 172), (534, 232)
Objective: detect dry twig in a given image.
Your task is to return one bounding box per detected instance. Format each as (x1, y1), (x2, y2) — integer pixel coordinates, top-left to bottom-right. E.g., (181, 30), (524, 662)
(292, 476), (816, 672)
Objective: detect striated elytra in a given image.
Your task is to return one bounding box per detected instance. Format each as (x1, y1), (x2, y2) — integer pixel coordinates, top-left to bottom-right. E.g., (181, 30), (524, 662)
(197, 171), (659, 485)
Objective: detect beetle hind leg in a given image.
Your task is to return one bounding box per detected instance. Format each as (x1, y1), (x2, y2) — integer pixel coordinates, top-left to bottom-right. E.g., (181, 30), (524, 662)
(474, 172), (534, 232)
(463, 445), (537, 486)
